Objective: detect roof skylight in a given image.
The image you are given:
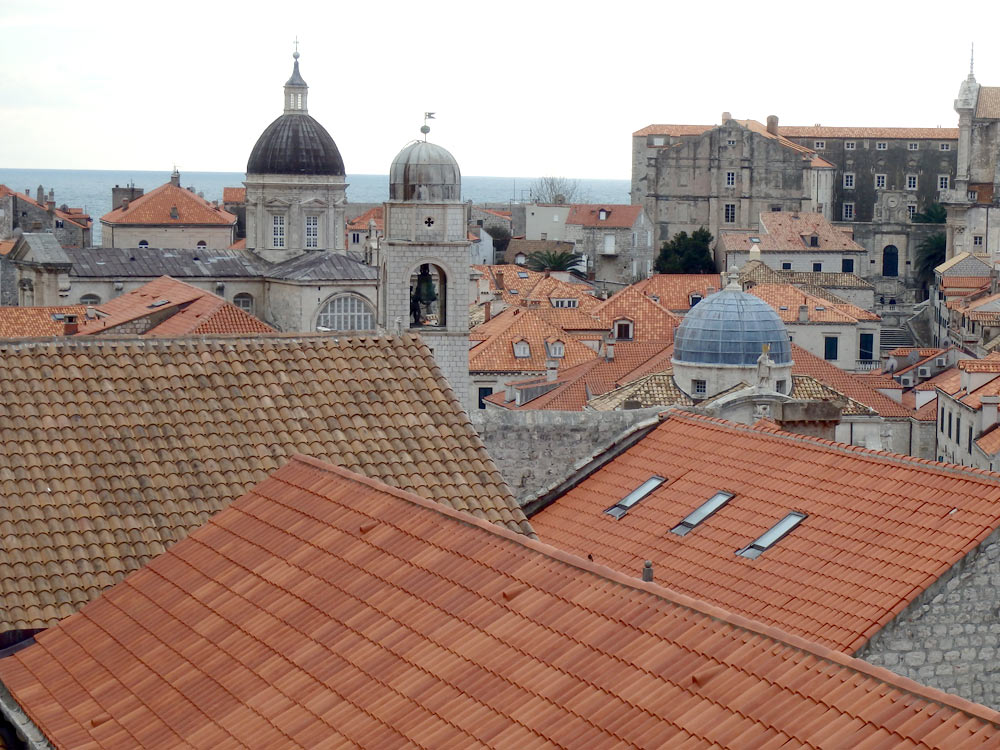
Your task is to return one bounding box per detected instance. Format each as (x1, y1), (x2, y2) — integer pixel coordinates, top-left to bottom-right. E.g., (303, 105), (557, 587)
(517, 271), (529, 278)
(604, 476), (665, 520)
(670, 491), (733, 536)
(736, 512), (806, 559)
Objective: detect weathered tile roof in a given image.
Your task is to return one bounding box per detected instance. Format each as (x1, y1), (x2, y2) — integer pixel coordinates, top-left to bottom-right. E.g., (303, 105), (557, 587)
(790, 344), (915, 417)
(936, 252), (992, 277)
(0, 333), (528, 634)
(75, 276), (275, 336)
(100, 182), (236, 226)
(4, 454), (999, 750)
(0, 306), (86, 337)
(66, 247), (267, 278)
(221, 186), (245, 203)
(0, 239), (16, 256)
(721, 212), (865, 253)
(780, 126), (959, 139)
(739, 259), (873, 289)
(473, 264), (600, 310)
(890, 347), (947, 358)
(565, 203), (642, 228)
(469, 308), (597, 373)
(750, 283), (880, 323)
(0, 185), (92, 231)
(976, 87), (1000, 119)
(266, 249), (378, 281)
(346, 205), (384, 232)
(631, 273), (724, 311)
(919, 366), (962, 394)
(531, 409), (1000, 654)
(976, 426), (1000, 456)
(591, 285), (680, 342)
(941, 276), (991, 289)
(632, 123), (715, 137)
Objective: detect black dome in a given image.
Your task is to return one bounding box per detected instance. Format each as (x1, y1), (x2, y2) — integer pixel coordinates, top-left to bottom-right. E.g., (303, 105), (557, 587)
(246, 114), (345, 176)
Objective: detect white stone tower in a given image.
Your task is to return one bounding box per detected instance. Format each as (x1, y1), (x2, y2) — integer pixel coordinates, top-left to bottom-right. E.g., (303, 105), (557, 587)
(381, 128), (471, 410)
(245, 51), (348, 263)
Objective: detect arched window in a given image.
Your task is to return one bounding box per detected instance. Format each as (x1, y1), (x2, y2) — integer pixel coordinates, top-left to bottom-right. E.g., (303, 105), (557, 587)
(882, 245), (899, 277)
(196, 240), (207, 248)
(514, 253), (526, 265)
(138, 240), (148, 248)
(80, 294), (101, 305)
(233, 293), (254, 314)
(316, 294), (376, 331)
(409, 263), (447, 328)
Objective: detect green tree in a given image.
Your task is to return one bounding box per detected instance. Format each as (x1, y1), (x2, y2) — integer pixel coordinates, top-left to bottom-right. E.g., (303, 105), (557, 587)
(912, 203), (948, 224)
(915, 231), (947, 288)
(525, 250), (584, 272)
(654, 228), (716, 274)
(484, 225), (511, 256)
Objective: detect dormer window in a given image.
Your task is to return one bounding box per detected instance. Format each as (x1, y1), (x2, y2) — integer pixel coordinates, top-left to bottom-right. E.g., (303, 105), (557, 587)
(598, 209), (608, 221)
(615, 319), (634, 340)
(809, 234), (819, 248)
(551, 298), (578, 308)
(138, 240), (149, 248)
(513, 340), (530, 358)
(547, 340), (565, 358)
(514, 253), (526, 265)
(689, 293), (703, 307)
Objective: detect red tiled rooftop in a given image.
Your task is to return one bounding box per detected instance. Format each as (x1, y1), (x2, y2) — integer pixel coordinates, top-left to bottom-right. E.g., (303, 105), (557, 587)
(346, 205), (384, 232)
(790, 344), (914, 417)
(0, 239), (15, 256)
(221, 186), (245, 203)
(0, 185), (91, 230)
(3, 454), (999, 749)
(632, 273), (724, 311)
(977, 426), (1000, 456)
(0, 306), (86, 337)
(531, 409), (1000, 654)
(750, 283), (880, 323)
(591, 285), (680, 342)
(720, 212), (865, 253)
(565, 203), (642, 228)
(780, 126), (959, 139)
(469, 308), (597, 372)
(101, 182), (236, 226)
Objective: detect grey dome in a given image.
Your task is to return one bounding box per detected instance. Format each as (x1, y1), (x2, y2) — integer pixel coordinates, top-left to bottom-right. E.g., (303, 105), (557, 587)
(247, 115), (345, 176)
(673, 288), (791, 366)
(389, 141), (461, 202)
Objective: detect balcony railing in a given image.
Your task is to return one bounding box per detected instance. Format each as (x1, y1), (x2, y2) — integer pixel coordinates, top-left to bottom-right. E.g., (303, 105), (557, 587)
(855, 359), (881, 372)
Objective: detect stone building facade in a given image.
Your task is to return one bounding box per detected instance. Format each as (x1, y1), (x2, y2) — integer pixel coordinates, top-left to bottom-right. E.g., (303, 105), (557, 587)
(564, 204), (653, 288)
(0, 185), (91, 248)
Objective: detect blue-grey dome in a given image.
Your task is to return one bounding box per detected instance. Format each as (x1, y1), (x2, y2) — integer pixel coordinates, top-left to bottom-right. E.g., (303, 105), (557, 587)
(673, 288), (791, 366)
(389, 141), (461, 202)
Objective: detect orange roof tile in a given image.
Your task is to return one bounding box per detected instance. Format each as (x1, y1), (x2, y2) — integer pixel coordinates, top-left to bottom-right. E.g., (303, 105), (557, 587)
(0, 333), (528, 634)
(720, 212), (866, 253)
(0, 306), (86, 337)
(918, 366), (962, 394)
(228, 237), (246, 249)
(976, 87), (1000, 119)
(780, 126), (959, 139)
(632, 273), (724, 311)
(941, 276), (991, 289)
(890, 347), (946, 358)
(565, 203), (642, 228)
(4, 454), (999, 749)
(913, 395), (939, 421)
(976, 426), (1000, 455)
(532, 409), (1000, 653)
(0, 239), (15, 256)
(591, 285), (680, 342)
(632, 123), (715, 137)
(473, 264), (601, 310)
(0, 185), (91, 230)
(790, 344), (914, 417)
(74, 276), (274, 336)
(959, 357), (1000, 373)
(221, 186), (246, 203)
(469, 309), (598, 372)
(100, 182), (236, 226)
(750, 283), (880, 323)
(346, 205), (384, 232)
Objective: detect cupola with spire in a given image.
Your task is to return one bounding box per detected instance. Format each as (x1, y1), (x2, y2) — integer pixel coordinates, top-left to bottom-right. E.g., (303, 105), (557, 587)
(284, 51), (309, 114)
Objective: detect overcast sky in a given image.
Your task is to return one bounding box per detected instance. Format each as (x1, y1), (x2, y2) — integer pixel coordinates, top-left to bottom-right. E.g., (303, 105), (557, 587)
(2, 0), (998, 180)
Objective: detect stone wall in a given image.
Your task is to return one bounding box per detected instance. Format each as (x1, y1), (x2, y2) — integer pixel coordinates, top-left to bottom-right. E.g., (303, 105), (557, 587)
(858, 531), (1000, 710)
(471, 408), (662, 504)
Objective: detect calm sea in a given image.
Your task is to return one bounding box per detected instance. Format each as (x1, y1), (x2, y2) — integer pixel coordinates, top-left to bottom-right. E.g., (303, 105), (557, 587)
(0, 168), (630, 245)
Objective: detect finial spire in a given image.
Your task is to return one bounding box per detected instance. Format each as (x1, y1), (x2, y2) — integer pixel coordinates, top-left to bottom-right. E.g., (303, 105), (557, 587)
(970, 42), (975, 79)
(421, 112), (435, 142)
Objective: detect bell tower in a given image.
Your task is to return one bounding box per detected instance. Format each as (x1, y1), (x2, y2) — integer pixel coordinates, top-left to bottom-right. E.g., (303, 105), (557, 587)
(381, 123), (472, 410)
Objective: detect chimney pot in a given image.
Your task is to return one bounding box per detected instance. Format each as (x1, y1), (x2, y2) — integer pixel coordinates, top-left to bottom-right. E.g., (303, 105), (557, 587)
(766, 115), (779, 136)
(642, 560), (653, 582)
(63, 320), (79, 335)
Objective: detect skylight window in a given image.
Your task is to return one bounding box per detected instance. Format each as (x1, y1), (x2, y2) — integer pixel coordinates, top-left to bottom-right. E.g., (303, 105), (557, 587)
(736, 512), (806, 559)
(604, 476), (665, 519)
(670, 491), (734, 536)
(517, 271), (529, 278)
(148, 299), (170, 308)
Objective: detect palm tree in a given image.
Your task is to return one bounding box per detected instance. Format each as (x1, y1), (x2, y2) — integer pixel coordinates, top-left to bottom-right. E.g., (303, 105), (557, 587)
(915, 231), (947, 290)
(524, 250), (584, 273)
(912, 203), (948, 224)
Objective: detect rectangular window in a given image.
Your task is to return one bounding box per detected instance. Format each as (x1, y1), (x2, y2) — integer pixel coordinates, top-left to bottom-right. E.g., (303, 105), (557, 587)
(843, 202), (854, 220)
(948, 412), (952, 439)
(842, 258), (854, 273)
(938, 175), (950, 190)
(940, 407), (944, 432)
(724, 203), (736, 223)
(824, 336), (838, 361)
(736, 512), (807, 559)
(859, 332), (874, 361)
(272, 215), (285, 248)
(843, 173), (855, 189)
(693, 379), (707, 395)
(875, 174), (886, 189)
(974, 236), (984, 247)
(726, 171), (736, 187)
(906, 175), (918, 190)
(670, 491), (734, 536)
(812, 262), (822, 272)
(907, 204), (917, 219)
(969, 425), (974, 452)
(604, 476), (666, 519)
(305, 215), (319, 248)
(781, 262), (792, 270)
(957, 417), (962, 441)
(908, 142), (919, 151)
(652, 136), (665, 146)
(844, 141), (856, 150)
(727, 138), (736, 146)
(814, 140), (826, 150)
(940, 142), (952, 151)
(477, 387), (492, 409)
(876, 141), (888, 150)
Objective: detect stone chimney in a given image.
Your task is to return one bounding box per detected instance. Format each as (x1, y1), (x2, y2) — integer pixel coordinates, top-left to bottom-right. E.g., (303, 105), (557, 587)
(798, 304), (809, 323)
(170, 168), (181, 187)
(121, 198), (129, 212)
(46, 200), (55, 214)
(63, 315), (79, 335)
(766, 115), (779, 136)
(484, 300), (492, 322)
(36, 185), (44, 203)
(505, 381), (516, 402)
(546, 359), (558, 382)
(495, 270), (505, 290)
(983, 395), (1000, 430)
(605, 337), (615, 361)
(721, 111), (732, 124)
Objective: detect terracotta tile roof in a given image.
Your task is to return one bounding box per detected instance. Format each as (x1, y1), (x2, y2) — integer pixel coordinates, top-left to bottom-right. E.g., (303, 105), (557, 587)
(890, 347), (946, 358)
(0, 333), (528, 634)
(346, 205), (384, 232)
(6, 454), (1000, 749)
(941, 276), (991, 289)
(976, 87), (1000, 119)
(100, 182), (236, 226)
(631, 273), (724, 311)
(750, 283), (880, 323)
(473, 264), (601, 310)
(591, 285), (680, 342)
(918, 366), (962, 394)
(780, 126), (959, 139)
(790, 344), (915, 417)
(565, 203), (642, 228)
(74, 276), (274, 336)
(959, 357), (1000, 373)
(532, 409), (1000, 654)
(0, 185), (91, 230)
(481, 207), (511, 219)
(976, 426), (1000, 455)
(227, 237), (246, 249)
(469, 308), (597, 373)
(739, 259), (874, 289)
(913, 396), (939, 421)
(0, 239), (15, 256)
(221, 186), (245, 203)
(0, 306), (87, 337)
(971, 183), (996, 205)
(632, 123), (714, 137)
(721, 212), (865, 252)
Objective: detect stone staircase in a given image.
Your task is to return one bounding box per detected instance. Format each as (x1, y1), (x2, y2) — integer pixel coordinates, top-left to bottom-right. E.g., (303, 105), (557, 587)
(880, 326), (915, 351)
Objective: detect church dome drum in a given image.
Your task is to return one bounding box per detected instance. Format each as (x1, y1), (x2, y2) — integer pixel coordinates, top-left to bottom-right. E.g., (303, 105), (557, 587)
(389, 141), (461, 202)
(673, 287), (791, 366)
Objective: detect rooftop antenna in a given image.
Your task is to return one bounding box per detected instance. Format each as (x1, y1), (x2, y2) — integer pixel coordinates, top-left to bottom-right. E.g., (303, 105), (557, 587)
(294, 35), (299, 58)
(422, 112), (435, 142)
(970, 42), (975, 78)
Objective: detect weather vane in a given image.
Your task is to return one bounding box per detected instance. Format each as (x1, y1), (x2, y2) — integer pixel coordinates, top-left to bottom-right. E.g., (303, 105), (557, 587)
(294, 36), (299, 58)
(421, 112), (435, 141)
